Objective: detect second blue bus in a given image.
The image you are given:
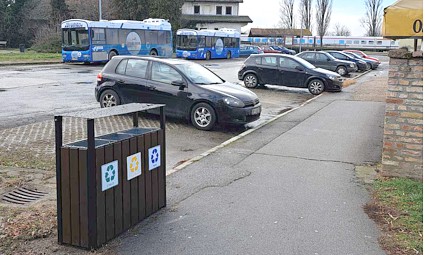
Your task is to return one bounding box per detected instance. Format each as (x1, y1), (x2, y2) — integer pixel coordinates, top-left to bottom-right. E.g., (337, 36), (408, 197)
(61, 18), (173, 63)
(176, 28), (240, 60)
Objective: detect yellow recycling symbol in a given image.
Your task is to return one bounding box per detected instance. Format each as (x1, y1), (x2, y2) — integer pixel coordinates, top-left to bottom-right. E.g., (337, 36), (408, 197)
(129, 155), (139, 173)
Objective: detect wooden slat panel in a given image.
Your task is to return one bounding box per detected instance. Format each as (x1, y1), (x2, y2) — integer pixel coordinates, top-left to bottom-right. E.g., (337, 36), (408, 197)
(69, 149), (80, 246)
(144, 134), (152, 216)
(61, 148), (71, 244)
(151, 132), (159, 212)
(96, 147), (106, 246)
(129, 137), (139, 225)
(121, 140), (131, 230)
(104, 145), (115, 241)
(137, 135), (146, 221)
(158, 130), (166, 209)
(113, 143), (123, 236)
(78, 149), (89, 248)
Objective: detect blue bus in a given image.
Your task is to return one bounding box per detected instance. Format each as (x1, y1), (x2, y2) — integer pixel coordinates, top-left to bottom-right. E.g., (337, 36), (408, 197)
(61, 18), (173, 63)
(176, 28), (240, 60)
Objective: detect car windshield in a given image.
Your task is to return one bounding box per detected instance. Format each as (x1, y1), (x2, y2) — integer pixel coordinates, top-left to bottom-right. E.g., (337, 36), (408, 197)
(348, 52), (362, 59)
(175, 62), (224, 85)
(294, 57), (316, 69)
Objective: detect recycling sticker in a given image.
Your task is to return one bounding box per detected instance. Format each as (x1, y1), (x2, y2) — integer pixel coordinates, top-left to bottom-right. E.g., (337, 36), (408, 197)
(148, 145), (161, 171)
(127, 152), (142, 180)
(101, 160), (119, 191)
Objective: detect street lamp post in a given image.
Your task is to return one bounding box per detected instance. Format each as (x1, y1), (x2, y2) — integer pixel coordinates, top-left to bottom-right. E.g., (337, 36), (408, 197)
(99, 0), (102, 20)
(299, 25), (303, 53)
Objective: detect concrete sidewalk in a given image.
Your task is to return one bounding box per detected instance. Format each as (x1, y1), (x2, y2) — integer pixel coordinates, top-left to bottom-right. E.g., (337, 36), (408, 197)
(106, 73), (388, 254)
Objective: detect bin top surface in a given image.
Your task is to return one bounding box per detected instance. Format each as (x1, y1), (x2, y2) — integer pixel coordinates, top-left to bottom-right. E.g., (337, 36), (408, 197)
(57, 103), (165, 119)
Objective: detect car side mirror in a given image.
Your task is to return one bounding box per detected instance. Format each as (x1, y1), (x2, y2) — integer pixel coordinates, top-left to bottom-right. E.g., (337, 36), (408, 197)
(171, 80), (186, 89)
(327, 58), (331, 61)
(295, 66), (304, 71)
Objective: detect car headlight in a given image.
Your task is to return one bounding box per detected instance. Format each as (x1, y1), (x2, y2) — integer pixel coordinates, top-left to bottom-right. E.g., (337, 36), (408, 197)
(327, 75), (337, 80)
(350, 63), (355, 67)
(223, 97), (244, 108)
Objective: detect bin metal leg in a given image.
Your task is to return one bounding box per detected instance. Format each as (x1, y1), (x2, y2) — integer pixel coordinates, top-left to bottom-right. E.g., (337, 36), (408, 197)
(87, 119), (97, 249)
(133, 112), (139, 127)
(160, 107), (166, 206)
(55, 116), (63, 244)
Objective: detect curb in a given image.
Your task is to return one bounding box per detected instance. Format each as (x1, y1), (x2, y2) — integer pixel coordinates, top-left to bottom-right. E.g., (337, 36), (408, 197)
(0, 61), (62, 66)
(167, 70), (371, 176)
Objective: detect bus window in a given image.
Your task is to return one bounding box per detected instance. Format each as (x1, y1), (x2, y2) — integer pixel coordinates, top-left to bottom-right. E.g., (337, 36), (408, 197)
(206, 37), (212, 47)
(158, 30), (168, 44)
(92, 28), (106, 44)
(199, 36), (206, 47)
(224, 37), (232, 47)
(106, 29), (119, 45)
(231, 38), (239, 47)
(146, 30), (158, 44)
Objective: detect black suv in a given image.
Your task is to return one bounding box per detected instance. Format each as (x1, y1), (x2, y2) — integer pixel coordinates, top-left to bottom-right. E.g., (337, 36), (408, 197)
(238, 54), (343, 95)
(96, 56), (261, 130)
(296, 51), (357, 76)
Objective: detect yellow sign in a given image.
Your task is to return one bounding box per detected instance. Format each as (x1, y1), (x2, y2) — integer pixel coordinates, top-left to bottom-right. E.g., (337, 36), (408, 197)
(383, 0), (423, 38)
(127, 152), (142, 180)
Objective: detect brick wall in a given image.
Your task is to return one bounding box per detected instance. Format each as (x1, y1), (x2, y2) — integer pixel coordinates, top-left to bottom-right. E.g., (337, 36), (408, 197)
(382, 49), (423, 179)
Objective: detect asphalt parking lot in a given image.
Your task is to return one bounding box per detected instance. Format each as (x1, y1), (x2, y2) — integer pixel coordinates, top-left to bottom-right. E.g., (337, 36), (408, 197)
(0, 57), (386, 172)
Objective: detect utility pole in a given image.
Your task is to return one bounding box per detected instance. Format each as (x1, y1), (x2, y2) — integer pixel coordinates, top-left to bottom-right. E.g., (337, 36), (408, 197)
(299, 25), (303, 53)
(99, 0), (102, 20)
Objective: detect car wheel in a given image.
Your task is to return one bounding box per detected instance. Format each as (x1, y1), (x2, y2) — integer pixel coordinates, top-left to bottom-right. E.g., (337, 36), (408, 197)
(243, 73), (258, 88)
(226, 51), (231, 59)
(367, 63), (372, 70)
(191, 103), (216, 131)
(100, 90), (120, 108)
(206, 51), (211, 60)
(308, 79), (325, 95)
(336, 66), (347, 76)
(149, 49), (158, 56)
(108, 51), (117, 61)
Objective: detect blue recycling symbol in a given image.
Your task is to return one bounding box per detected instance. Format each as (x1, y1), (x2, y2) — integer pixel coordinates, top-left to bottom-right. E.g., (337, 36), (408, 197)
(150, 148), (159, 164)
(105, 164), (116, 183)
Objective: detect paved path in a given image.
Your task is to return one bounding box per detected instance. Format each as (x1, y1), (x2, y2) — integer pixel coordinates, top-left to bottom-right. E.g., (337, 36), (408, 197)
(106, 70), (388, 254)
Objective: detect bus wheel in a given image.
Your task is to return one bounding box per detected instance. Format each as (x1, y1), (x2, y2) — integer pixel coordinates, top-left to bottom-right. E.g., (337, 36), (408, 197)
(150, 49), (158, 56)
(206, 51), (211, 60)
(226, 51), (231, 59)
(108, 51), (117, 61)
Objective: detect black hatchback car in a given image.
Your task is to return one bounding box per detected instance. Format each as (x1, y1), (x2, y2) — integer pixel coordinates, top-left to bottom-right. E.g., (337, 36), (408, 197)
(296, 51), (357, 76)
(238, 54), (343, 95)
(96, 56), (261, 130)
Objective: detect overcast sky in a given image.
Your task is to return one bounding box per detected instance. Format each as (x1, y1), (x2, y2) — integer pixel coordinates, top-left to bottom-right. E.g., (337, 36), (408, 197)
(239, 0), (397, 36)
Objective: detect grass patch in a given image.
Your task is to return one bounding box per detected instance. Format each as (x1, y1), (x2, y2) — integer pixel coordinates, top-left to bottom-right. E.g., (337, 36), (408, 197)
(342, 78), (356, 87)
(365, 177), (423, 254)
(0, 50), (61, 62)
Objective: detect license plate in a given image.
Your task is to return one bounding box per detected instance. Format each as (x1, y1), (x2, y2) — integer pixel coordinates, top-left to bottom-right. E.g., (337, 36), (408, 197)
(251, 106), (261, 115)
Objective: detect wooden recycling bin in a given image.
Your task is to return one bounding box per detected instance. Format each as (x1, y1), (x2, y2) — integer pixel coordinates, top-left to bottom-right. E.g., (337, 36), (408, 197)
(55, 103), (166, 249)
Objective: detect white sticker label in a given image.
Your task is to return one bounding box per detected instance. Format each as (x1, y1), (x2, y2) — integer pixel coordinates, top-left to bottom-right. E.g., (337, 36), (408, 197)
(101, 160), (119, 191)
(127, 152), (142, 180)
(148, 145), (161, 171)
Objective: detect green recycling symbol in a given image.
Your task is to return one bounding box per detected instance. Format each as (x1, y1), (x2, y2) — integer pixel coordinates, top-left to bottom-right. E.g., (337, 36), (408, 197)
(105, 164), (116, 183)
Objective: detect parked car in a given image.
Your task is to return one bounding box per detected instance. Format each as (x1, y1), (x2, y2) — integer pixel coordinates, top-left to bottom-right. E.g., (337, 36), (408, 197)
(326, 51), (369, 71)
(342, 50), (381, 64)
(343, 51), (379, 70)
(296, 51), (357, 76)
(270, 45), (296, 55)
(96, 56), (261, 130)
(238, 53), (343, 95)
(239, 45), (264, 57)
(261, 45), (282, 53)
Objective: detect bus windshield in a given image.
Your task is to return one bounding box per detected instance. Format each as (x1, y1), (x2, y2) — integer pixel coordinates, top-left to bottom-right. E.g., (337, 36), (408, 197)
(176, 35), (198, 51)
(62, 28), (90, 51)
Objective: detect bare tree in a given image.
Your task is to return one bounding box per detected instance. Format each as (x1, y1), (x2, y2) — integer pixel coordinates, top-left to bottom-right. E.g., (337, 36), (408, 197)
(299, 0), (313, 31)
(279, 0), (295, 29)
(316, 0), (332, 48)
(333, 23), (351, 36)
(361, 0), (383, 36)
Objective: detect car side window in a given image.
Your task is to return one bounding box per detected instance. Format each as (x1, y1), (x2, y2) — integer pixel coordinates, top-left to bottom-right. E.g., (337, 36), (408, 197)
(316, 53), (328, 61)
(254, 57), (261, 65)
(302, 52), (315, 60)
(279, 57), (299, 69)
(261, 56), (277, 66)
(125, 59), (148, 78)
(333, 52), (345, 59)
(116, 59), (128, 75)
(151, 62), (183, 85)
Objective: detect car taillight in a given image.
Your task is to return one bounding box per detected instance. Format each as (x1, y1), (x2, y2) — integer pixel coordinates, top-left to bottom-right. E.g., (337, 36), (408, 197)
(97, 73), (103, 82)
